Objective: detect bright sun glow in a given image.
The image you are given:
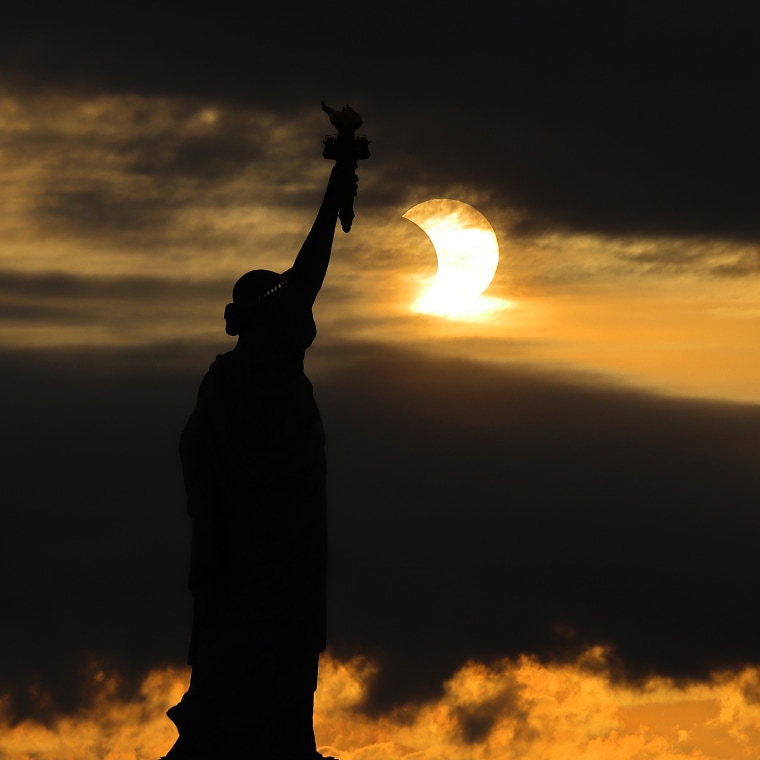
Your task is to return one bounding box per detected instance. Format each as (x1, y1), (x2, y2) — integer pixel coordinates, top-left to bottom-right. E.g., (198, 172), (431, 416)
(403, 199), (508, 319)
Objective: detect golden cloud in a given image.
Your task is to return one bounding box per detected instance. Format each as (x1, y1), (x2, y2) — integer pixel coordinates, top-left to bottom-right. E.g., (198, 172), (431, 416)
(2, 85), (760, 402)
(3, 652), (760, 759)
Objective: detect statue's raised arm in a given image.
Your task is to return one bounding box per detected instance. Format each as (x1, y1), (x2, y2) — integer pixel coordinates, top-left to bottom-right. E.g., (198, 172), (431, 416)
(287, 162), (349, 308)
(223, 103), (369, 338)
(288, 101), (370, 305)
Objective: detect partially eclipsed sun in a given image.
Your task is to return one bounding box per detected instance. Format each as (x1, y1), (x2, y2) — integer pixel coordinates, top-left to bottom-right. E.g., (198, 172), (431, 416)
(403, 199), (505, 318)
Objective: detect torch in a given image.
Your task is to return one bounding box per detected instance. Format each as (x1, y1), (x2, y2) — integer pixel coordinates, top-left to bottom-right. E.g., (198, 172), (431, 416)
(321, 100), (370, 233)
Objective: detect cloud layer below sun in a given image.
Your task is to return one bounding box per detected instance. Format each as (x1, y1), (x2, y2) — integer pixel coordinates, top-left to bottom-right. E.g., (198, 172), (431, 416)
(2, 86), (760, 401)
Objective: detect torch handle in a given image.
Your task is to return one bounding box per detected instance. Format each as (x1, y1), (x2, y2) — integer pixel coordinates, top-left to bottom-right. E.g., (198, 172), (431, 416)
(336, 131), (358, 233)
(323, 130), (370, 233)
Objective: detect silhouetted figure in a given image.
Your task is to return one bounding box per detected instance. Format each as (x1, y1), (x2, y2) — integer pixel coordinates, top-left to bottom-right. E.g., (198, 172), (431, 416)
(162, 160), (354, 759)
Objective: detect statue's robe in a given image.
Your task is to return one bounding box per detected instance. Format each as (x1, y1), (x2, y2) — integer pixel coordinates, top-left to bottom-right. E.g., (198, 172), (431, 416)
(167, 278), (327, 756)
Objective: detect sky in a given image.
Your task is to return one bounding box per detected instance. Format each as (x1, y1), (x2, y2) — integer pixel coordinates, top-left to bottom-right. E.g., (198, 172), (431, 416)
(2, 3), (760, 758)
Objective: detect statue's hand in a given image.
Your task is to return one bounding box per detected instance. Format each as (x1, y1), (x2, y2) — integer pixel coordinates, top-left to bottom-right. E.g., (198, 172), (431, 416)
(322, 100), (363, 132)
(328, 162), (359, 199)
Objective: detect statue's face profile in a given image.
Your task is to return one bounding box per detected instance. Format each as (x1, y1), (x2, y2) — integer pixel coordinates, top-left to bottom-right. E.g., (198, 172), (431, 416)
(224, 303), (238, 336)
(224, 303), (277, 348)
(224, 302), (261, 338)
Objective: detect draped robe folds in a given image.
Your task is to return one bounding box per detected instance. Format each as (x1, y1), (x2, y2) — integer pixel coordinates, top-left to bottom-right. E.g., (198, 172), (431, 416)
(163, 284), (333, 759)
(179, 285), (328, 665)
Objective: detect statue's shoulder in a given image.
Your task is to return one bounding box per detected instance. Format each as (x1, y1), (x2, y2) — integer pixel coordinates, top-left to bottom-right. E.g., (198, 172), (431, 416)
(198, 351), (236, 395)
(208, 350), (235, 373)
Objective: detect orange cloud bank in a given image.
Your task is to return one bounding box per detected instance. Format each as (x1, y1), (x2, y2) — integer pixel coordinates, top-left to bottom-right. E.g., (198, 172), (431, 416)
(2, 651), (760, 759)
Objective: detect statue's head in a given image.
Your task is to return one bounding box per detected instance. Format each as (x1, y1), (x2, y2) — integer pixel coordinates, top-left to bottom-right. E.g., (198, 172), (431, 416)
(224, 269), (283, 336)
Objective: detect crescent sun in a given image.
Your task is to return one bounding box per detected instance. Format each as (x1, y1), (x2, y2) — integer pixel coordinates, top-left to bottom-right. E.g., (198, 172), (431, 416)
(403, 199), (500, 317)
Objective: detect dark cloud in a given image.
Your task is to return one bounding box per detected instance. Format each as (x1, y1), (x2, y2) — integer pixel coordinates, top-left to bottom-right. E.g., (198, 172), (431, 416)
(711, 248), (760, 276)
(618, 246), (709, 269)
(0, 346), (196, 722)
(31, 147), (259, 242)
(2, 341), (760, 724)
(37, 183), (180, 237)
(118, 125), (265, 184)
(0, 269), (230, 328)
(319, 345), (760, 710)
(453, 672), (526, 744)
(2, 2), (759, 244)
(611, 240), (755, 277)
(14, 105), (284, 243)
(0, 269), (224, 300)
